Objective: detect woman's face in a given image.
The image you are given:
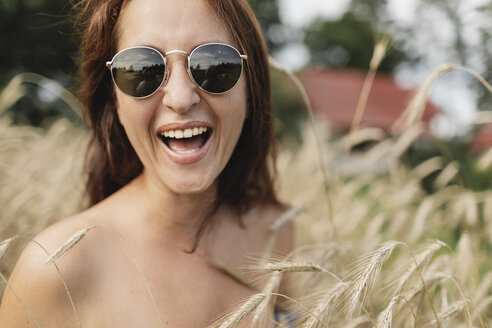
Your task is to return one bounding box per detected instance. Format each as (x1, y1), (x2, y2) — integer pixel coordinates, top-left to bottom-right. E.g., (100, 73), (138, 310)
(115, 0), (248, 195)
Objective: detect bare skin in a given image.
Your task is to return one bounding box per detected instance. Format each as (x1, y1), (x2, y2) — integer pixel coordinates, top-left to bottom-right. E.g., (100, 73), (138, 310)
(0, 174), (293, 328)
(0, 0), (293, 326)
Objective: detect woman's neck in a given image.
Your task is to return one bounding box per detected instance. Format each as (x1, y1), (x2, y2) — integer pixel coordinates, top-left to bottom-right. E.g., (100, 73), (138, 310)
(112, 171), (219, 248)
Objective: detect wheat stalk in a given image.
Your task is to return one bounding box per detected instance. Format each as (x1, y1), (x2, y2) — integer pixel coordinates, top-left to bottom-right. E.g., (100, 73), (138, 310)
(250, 271), (282, 327)
(302, 281), (349, 328)
(269, 56), (336, 241)
(349, 36), (389, 136)
(0, 237), (17, 260)
(211, 293), (268, 328)
(0, 271), (42, 328)
(43, 225), (166, 328)
(392, 64), (457, 132)
(262, 207), (302, 261)
(394, 241), (446, 295)
(44, 228), (93, 264)
(380, 295), (421, 328)
(430, 300), (466, 325)
(411, 156), (443, 180)
(261, 261), (328, 274)
(342, 241), (403, 319)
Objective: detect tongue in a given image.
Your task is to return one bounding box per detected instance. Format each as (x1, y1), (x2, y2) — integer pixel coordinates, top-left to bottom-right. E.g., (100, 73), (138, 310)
(167, 135), (205, 152)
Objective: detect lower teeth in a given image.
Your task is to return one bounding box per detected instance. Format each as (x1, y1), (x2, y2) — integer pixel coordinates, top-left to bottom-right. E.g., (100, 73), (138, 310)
(173, 147), (201, 154)
(160, 130), (211, 154)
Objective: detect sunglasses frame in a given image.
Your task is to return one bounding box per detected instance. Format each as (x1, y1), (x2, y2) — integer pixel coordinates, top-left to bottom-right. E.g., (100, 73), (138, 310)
(106, 42), (248, 98)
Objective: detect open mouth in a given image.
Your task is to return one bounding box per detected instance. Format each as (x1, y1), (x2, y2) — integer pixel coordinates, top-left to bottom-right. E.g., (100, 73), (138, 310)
(159, 127), (212, 154)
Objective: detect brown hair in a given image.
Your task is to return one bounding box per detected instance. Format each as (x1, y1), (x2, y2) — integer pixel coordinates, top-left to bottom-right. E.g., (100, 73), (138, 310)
(76, 0), (279, 223)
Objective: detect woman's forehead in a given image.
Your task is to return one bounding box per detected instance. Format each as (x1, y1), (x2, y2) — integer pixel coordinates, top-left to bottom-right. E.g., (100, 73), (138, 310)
(117, 0), (234, 51)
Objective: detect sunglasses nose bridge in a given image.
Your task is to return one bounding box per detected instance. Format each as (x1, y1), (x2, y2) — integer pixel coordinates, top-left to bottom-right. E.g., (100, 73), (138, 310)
(160, 54), (200, 113)
(161, 49), (192, 86)
(161, 51), (192, 87)
(164, 49), (189, 56)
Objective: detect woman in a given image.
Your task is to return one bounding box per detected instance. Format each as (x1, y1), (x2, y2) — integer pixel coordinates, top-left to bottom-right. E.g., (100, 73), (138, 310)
(0, 0), (293, 327)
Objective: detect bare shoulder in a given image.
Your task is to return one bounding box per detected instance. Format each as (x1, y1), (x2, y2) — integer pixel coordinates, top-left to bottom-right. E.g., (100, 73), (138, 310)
(238, 202), (297, 310)
(255, 203), (297, 309)
(268, 204), (296, 256)
(247, 202), (296, 258)
(0, 208), (107, 327)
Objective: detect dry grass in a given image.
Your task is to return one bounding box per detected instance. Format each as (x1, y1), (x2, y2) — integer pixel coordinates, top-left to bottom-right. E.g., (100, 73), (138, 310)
(0, 61), (491, 327)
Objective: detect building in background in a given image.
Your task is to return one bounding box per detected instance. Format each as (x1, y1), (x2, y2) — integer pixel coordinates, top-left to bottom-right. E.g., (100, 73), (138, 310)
(299, 67), (440, 133)
(470, 125), (492, 153)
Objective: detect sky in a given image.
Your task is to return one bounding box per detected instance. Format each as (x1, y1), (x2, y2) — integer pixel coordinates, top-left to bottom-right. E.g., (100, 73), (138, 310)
(279, 0), (351, 27)
(276, 0), (490, 138)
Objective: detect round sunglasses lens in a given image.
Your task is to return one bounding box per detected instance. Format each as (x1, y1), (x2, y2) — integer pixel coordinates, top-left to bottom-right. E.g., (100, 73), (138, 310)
(111, 47), (165, 98)
(189, 44), (243, 94)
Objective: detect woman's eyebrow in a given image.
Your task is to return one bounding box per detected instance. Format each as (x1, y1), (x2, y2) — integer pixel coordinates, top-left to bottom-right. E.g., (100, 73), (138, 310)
(186, 40), (233, 52)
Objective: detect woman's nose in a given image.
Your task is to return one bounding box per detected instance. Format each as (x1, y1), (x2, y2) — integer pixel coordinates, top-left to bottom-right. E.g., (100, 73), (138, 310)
(161, 59), (200, 113)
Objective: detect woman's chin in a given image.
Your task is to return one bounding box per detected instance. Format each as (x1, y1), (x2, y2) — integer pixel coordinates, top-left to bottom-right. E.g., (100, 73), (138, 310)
(166, 176), (216, 197)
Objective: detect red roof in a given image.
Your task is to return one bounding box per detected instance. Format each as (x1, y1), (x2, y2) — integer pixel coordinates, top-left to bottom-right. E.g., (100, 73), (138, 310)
(471, 124), (492, 152)
(299, 68), (440, 131)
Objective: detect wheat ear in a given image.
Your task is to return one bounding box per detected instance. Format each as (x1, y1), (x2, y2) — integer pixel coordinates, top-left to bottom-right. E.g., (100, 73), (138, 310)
(1, 235), (82, 327)
(250, 271), (282, 327)
(349, 36), (389, 137)
(398, 243), (442, 327)
(212, 291), (330, 328)
(394, 241), (445, 295)
(0, 237), (17, 260)
(392, 64), (456, 132)
(342, 241), (403, 319)
(430, 300), (467, 325)
(376, 295), (420, 328)
(433, 273), (483, 328)
(434, 242), (485, 328)
(44, 228), (93, 264)
(302, 281), (349, 328)
(211, 293), (268, 328)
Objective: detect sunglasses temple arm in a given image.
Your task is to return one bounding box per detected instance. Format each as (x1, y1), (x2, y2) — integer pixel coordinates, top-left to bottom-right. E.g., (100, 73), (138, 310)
(106, 61), (112, 69)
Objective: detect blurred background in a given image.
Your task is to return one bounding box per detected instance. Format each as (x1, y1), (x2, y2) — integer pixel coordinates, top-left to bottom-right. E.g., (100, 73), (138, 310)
(1, 0), (491, 134)
(1, 1), (492, 323)
(1, 0), (490, 124)
(2, 0), (491, 185)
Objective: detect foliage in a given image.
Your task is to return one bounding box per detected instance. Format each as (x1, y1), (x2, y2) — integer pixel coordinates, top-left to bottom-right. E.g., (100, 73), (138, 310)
(304, 12), (406, 73)
(414, 0), (492, 110)
(347, 0), (492, 110)
(272, 70), (307, 144)
(0, 0), (77, 83)
(0, 0), (78, 126)
(247, 0), (284, 52)
(405, 139), (492, 193)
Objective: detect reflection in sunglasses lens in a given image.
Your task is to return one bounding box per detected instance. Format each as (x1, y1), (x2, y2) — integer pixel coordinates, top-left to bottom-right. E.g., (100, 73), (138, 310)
(110, 44), (244, 97)
(189, 44), (242, 94)
(112, 47), (165, 98)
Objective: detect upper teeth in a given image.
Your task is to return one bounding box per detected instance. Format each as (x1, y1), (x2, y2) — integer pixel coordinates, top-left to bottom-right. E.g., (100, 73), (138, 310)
(161, 127), (209, 139)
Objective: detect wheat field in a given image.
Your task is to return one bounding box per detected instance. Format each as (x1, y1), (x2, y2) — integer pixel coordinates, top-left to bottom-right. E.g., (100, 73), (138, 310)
(0, 62), (491, 327)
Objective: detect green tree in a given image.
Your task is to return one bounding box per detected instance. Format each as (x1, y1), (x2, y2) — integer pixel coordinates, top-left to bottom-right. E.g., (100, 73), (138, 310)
(0, 0), (77, 85)
(248, 0), (285, 52)
(348, 0), (491, 109)
(0, 0), (79, 125)
(304, 12), (406, 73)
(414, 0), (492, 110)
(349, 0), (389, 25)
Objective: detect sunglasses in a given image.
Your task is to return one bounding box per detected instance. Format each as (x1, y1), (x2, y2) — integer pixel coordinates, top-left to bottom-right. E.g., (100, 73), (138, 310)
(106, 43), (248, 98)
